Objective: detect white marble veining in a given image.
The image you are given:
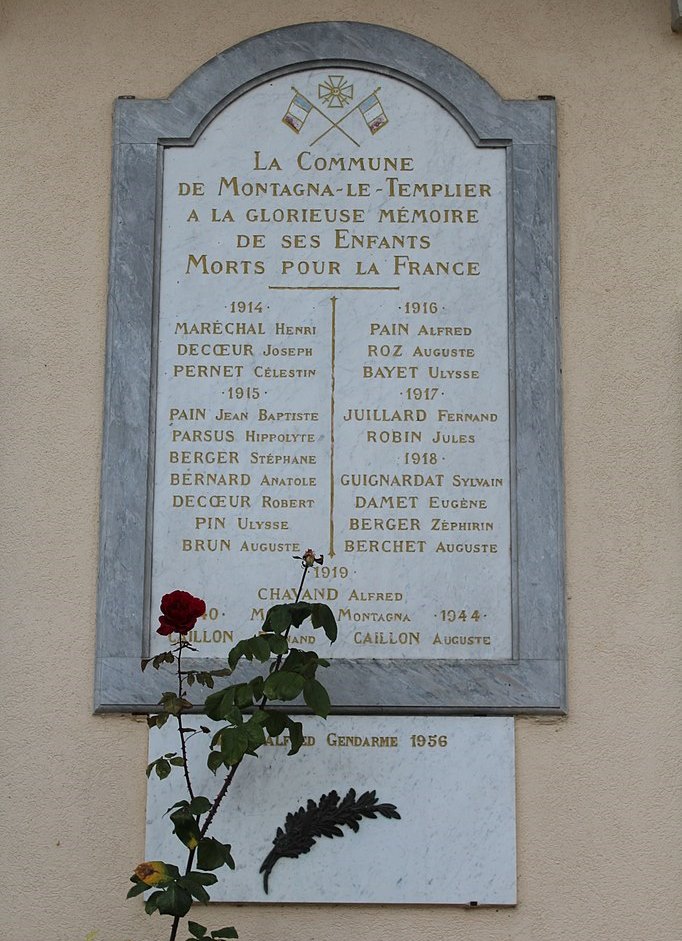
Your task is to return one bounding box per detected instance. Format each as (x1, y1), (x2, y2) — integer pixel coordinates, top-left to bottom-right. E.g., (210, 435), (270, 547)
(146, 716), (516, 904)
(97, 25), (565, 714)
(150, 67), (512, 662)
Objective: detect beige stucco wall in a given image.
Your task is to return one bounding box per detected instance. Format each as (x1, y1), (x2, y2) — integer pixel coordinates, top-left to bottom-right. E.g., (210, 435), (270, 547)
(2, 1), (680, 939)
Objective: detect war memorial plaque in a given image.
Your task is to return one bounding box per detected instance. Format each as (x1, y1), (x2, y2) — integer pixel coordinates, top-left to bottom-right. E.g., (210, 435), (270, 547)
(146, 715), (517, 904)
(152, 69), (512, 660)
(95, 23), (565, 714)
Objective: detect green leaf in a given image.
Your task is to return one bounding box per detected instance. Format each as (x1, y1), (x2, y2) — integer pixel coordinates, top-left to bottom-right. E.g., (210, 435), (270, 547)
(170, 807), (201, 849)
(211, 929), (238, 939)
(197, 836), (234, 871)
(146, 712), (169, 730)
(207, 750), (223, 773)
(228, 639), (251, 670)
(184, 884), (210, 904)
(204, 687), (236, 721)
(263, 712), (287, 736)
(263, 671), (306, 702)
(218, 726), (249, 766)
(263, 605), (292, 633)
(173, 820), (201, 849)
(264, 632), (288, 655)
(170, 756), (185, 767)
(126, 881), (149, 898)
(142, 651), (175, 672)
(250, 635), (271, 662)
(234, 683), (255, 708)
(159, 691), (191, 716)
(177, 875), (210, 903)
(189, 870), (219, 885)
(155, 883), (193, 917)
(244, 716), (266, 748)
(155, 759), (171, 780)
(187, 922), (208, 939)
(144, 890), (163, 915)
(214, 705), (243, 728)
(282, 648), (320, 677)
(188, 795), (212, 815)
(285, 718), (304, 755)
(303, 678), (331, 718)
(311, 604), (338, 643)
(288, 602), (313, 628)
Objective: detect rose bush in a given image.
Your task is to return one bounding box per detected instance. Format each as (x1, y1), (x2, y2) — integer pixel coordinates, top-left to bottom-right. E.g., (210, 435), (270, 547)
(133, 554), (337, 941)
(157, 590), (207, 636)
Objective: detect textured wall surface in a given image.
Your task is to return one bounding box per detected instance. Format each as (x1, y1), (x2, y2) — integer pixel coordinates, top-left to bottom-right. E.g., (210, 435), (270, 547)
(1, 1), (680, 940)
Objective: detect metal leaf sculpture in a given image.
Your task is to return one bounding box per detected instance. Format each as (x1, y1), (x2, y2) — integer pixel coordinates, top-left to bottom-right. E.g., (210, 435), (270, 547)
(259, 788), (401, 892)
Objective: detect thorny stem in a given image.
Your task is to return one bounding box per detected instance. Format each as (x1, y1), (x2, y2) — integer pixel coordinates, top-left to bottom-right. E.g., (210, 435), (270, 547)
(167, 642), (196, 941)
(168, 844), (194, 941)
(260, 561), (309, 698)
(199, 762), (239, 839)
(176, 642), (195, 802)
(167, 562), (312, 941)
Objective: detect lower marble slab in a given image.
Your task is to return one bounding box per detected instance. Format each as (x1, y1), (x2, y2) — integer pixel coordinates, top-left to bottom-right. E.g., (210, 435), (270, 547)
(146, 715), (516, 905)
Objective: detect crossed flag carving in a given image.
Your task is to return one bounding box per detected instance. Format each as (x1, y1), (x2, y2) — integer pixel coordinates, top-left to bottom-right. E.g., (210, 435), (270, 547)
(282, 86), (388, 146)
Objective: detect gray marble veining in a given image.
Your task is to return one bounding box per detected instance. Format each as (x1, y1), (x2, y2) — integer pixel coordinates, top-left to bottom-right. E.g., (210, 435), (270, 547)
(96, 23), (565, 715)
(145, 715), (516, 904)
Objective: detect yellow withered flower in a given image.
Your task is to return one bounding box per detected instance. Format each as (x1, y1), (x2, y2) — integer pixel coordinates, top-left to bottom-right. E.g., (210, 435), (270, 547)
(134, 861), (172, 886)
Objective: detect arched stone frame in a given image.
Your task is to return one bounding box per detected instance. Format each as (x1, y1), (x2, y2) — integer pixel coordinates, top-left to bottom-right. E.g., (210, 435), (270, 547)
(95, 22), (565, 714)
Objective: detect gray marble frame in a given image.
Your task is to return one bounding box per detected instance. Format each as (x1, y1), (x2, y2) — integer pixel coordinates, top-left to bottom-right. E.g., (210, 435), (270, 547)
(95, 22), (565, 715)
(673, 0), (682, 32)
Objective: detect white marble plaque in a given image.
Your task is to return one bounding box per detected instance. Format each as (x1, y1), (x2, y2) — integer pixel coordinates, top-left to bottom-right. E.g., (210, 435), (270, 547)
(150, 67), (512, 661)
(146, 716), (516, 905)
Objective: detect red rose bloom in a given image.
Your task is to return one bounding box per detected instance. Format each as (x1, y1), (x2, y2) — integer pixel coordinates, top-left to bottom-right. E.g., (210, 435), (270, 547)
(157, 590), (206, 636)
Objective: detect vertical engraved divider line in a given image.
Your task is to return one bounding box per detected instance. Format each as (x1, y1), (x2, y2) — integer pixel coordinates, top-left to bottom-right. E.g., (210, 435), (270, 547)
(329, 295), (337, 559)
(264, 286), (401, 555)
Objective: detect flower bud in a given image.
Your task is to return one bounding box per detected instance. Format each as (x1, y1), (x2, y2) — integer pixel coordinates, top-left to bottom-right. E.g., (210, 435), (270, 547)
(134, 861), (173, 886)
(300, 548), (324, 567)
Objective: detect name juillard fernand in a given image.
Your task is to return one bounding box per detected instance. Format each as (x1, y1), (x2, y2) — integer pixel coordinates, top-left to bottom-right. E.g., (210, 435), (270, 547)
(150, 66), (512, 660)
